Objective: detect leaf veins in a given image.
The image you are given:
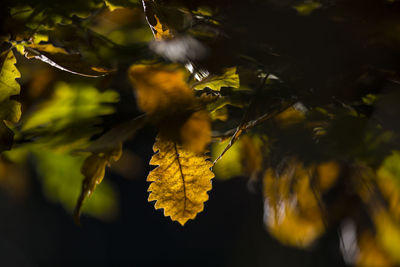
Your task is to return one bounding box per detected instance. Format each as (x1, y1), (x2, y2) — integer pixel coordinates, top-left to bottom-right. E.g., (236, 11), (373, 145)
(147, 135), (214, 225)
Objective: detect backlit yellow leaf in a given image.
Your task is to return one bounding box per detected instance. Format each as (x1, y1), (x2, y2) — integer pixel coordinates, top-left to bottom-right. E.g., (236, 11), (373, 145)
(263, 159), (340, 247)
(128, 64), (193, 115)
(153, 15), (173, 40)
(263, 162), (324, 247)
(147, 135), (214, 225)
(179, 110), (211, 153)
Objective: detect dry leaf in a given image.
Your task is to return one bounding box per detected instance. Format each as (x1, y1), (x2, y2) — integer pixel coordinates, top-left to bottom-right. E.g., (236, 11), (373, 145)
(153, 15), (173, 40)
(74, 143), (122, 223)
(147, 135), (214, 225)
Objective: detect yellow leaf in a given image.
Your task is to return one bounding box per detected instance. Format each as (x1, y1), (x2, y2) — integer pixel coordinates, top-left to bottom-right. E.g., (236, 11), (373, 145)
(129, 64), (211, 153)
(357, 230), (393, 267)
(153, 15), (173, 40)
(178, 110), (211, 153)
(74, 143), (122, 223)
(147, 135), (214, 225)
(193, 67), (240, 91)
(128, 64), (193, 115)
(374, 211), (400, 264)
(262, 158), (340, 247)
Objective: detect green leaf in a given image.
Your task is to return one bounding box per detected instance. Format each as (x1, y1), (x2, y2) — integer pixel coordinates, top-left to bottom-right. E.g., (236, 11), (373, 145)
(0, 49), (21, 101)
(0, 47), (21, 153)
(193, 67), (240, 91)
(20, 82), (119, 150)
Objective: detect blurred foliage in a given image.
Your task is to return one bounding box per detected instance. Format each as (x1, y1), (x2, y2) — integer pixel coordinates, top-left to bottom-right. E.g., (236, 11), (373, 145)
(1, 0), (400, 265)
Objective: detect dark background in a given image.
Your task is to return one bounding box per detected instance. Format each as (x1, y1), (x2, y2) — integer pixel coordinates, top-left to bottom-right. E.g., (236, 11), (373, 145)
(0, 128), (347, 267)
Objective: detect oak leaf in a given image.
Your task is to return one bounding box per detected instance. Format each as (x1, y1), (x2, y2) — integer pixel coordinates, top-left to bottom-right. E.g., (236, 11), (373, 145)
(0, 47), (21, 152)
(147, 135), (214, 225)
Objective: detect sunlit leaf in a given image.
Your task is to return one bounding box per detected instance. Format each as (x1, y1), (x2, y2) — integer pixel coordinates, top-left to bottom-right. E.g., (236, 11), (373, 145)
(128, 64), (193, 115)
(212, 135), (263, 180)
(193, 67), (239, 91)
(212, 139), (243, 180)
(0, 47), (21, 152)
(147, 135), (214, 225)
(263, 158), (340, 247)
(20, 82), (119, 150)
(153, 15), (173, 40)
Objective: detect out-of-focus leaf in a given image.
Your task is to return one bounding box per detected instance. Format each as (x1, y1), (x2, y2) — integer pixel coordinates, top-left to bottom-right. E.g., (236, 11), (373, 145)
(0, 49), (21, 101)
(357, 230), (393, 267)
(294, 1), (321, 16)
(85, 115), (146, 154)
(147, 135), (214, 225)
(275, 106), (305, 127)
(129, 64), (211, 152)
(74, 143), (122, 223)
(193, 67), (239, 91)
(212, 135), (263, 180)
(20, 82), (119, 150)
(212, 139), (243, 180)
(0, 158), (28, 199)
(374, 211), (400, 264)
(377, 151), (400, 220)
(0, 47), (21, 153)
(263, 158), (340, 247)
(22, 44), (113, 77)
(178, 110), (211, 153)
(33, 148), (118, 221)
(152, 15), (173, 40)
(128, 64), (193, 115)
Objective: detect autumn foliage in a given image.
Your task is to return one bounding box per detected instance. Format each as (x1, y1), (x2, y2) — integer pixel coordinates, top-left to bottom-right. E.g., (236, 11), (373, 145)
(2, 0), (400, 266)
